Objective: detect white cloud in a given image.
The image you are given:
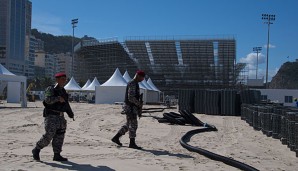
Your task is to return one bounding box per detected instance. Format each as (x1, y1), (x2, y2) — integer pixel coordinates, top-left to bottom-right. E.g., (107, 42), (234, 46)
(239, 52), (265, 65)
(239, 53), (277, 80)
(247, 67), (279, 81)
(32, 13), (64, 35)
(263, 44), (276, 49)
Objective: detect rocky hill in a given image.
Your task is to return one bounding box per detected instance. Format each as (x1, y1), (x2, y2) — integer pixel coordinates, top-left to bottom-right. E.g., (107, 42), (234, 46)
(269, 61), (298, 89)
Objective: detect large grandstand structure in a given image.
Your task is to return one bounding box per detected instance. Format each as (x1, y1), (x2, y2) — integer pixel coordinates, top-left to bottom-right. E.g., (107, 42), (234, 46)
(74, 36), (236, 95)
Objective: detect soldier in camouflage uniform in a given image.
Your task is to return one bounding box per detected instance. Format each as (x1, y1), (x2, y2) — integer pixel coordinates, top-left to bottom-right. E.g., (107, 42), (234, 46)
(112, 70), (145, 149)
(32, 73), (74, 161)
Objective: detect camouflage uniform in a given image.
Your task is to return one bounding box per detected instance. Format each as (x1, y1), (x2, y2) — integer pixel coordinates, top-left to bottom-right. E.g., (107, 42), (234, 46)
(35, 85), (73, 153)
(118, 79), (142, 138)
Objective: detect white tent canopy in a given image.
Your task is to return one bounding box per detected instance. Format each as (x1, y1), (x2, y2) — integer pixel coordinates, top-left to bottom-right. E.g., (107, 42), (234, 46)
(84, 77), (100, 91)
(123, 70), (132, 83)
(0, 64), (27, 107)
(0, 64), (15, 75)
(147, 78), (160, 91)
(101, 68), (127, 86)
(141, 80), (154, 90)
(81, 79), (91, 90)
(96, 68), (127, 104)
(64, 77), (81, 91)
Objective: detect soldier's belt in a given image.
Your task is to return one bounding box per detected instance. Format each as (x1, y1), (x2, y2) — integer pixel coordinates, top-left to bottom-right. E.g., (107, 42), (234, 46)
(47, 109), (64, 116)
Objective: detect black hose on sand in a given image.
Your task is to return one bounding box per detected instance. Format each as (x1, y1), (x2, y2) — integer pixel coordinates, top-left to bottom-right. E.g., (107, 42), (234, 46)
(179, 124), (259, 171)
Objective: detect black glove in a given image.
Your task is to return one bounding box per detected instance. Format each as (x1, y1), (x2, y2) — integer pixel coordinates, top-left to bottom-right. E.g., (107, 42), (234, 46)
(68, 112), (74, 119)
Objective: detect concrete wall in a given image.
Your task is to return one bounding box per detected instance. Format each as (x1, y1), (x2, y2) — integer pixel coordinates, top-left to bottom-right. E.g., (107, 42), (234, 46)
(256, 89), (298, 107)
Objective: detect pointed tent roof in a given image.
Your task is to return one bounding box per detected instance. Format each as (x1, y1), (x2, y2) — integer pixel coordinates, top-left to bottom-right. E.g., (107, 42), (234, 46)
(123, 71), (146, 90)
(64, 77), (82, 91)
(101, 68), (128, 86)
(0, 64), (15, 75)
(147, 78), (160, 91)
(82, 79), (91, 90)
(139, 81), (147, 90)
(123, 70), (132, 82)
(84, 77), (100, 91)
(141, 79), (154, 90)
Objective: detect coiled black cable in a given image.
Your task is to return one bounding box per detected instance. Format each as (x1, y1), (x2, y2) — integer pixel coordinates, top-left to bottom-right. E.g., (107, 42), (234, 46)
(179, 125), (259, 171)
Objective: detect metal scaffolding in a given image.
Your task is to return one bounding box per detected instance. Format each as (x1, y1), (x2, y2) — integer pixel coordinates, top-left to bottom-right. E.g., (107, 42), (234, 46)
(74, 38), (138, 84)
(74, 36), (237, 95)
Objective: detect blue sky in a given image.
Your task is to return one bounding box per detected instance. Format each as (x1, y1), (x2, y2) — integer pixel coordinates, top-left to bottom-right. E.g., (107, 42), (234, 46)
(31, 0), (298, 81)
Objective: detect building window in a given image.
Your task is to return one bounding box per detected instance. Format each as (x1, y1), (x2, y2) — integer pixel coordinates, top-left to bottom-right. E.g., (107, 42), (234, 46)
(261, 95), (267, 101)
(285, 96), (293, 103)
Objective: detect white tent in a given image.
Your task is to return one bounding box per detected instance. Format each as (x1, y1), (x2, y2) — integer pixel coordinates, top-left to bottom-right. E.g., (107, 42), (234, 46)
(81, 79), (91, 90)
(147, 77), (161, 102)
(147, 78), (160, 92)
(0, 64), (27, 107)
(84, 77), (100, 91)
(96, 68), (128, 104)
(123, 70), (132, 82)
(64, 77), (82, 91)
(141, 79), (160, 103)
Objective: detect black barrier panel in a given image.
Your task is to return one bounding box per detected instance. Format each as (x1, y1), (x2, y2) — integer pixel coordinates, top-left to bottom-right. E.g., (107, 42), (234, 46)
(272, 107), (282, 139)
(204, 90), (221, 115)
(239, 90), (261, 104)
(295, 114), (298, 157)
(178, 90), (195, 113)
(194, 90), (206, 114)
(286, 112), (298, 151)
(252, 106), (261, 131)
(242, 104), (298, 157)
(221, 90), (237, 116)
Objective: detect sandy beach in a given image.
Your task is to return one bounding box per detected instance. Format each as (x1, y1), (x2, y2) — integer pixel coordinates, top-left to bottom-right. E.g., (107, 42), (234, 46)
(0, 101), (297, 171)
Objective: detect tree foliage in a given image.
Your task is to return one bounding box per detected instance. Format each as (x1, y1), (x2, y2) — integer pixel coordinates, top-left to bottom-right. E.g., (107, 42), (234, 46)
(31, 28), (81, 54)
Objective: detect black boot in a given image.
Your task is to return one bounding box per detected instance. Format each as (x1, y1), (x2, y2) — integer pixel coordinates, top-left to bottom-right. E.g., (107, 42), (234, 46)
(53, 153), (68, 161)
(129, 138), (142, 149)
(111, 133), (123, 146)
(32, 147), (40, 161)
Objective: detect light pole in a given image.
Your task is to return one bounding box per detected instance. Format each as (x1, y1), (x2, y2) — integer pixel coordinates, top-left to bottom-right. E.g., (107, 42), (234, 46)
(253, 47), (262, 79)
(262, 14), (275, 88)
(71, 18), (78, 77)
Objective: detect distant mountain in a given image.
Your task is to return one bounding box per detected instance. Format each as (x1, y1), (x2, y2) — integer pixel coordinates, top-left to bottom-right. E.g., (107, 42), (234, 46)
(269, 61), (298, 89)
(31, 29), (95, 54)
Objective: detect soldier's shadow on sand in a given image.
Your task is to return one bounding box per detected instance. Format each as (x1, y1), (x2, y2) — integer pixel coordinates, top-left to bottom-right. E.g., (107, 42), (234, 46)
(140, 148), (194, 158)
(40, 160), (115, 171)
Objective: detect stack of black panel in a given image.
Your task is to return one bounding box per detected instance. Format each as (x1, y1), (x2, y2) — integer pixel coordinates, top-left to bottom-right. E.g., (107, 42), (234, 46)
(272, 107), (282, 139)
(194, 90), (206, 114)
(220, 90), (237, 116)
(204, 90), (221, 115)
(252, 105), (261, 131)
(286, 112), (298, 151)
(280, 108), (290, 145)
(178, 90), (195, 113)
(261, 106), (273, 137)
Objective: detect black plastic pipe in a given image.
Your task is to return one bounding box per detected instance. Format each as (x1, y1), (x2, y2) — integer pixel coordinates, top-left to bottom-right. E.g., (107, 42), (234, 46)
(179, 126), (259, 171)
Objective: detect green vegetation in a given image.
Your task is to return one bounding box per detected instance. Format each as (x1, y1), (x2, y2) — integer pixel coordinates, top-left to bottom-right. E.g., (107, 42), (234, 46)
(31, 29), (94, 54)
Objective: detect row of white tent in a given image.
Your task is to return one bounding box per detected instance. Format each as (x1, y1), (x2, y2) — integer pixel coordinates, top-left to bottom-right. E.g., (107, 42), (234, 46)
(0, 64), (27, 107)
(64, 68), (161, 104)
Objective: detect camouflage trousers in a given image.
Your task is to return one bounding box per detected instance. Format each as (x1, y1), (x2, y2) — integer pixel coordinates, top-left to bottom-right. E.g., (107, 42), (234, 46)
(35, 115), (67, 153)
(118, 114), (138, 138)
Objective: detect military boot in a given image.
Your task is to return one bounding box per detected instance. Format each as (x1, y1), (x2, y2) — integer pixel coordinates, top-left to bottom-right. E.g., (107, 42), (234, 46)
(53, 153), (68, 161)
(129, 138), (142, 149)
(111, 133), (123, 146)
(32, 147), (40, 161)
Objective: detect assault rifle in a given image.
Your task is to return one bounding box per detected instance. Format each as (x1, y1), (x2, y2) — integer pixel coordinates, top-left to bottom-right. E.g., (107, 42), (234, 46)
(138, 93), (143, 118)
